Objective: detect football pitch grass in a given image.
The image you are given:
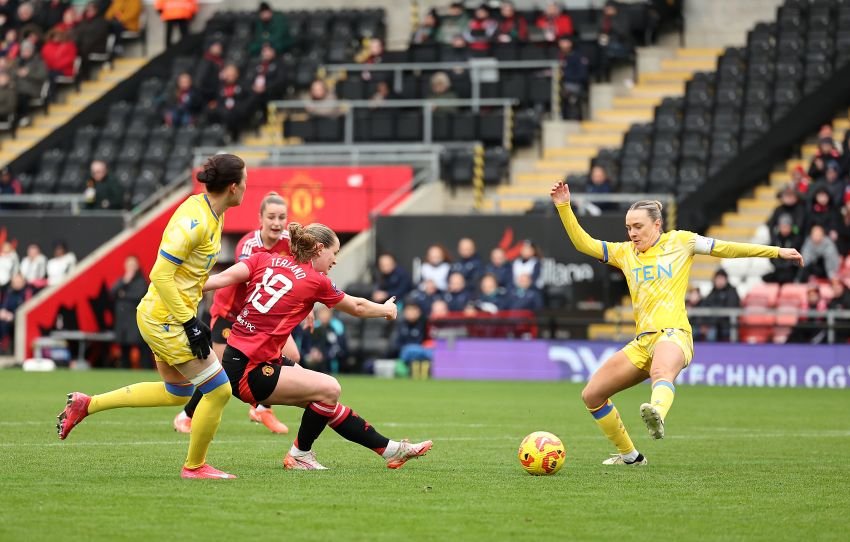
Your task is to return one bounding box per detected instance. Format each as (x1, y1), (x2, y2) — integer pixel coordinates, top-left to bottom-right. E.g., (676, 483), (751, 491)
(1, 370), (848, 542)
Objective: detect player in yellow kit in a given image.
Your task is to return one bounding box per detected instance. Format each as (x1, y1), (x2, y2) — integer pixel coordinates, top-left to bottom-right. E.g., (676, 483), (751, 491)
(57, 154), (247, 479)
(550, 181), (803, 465)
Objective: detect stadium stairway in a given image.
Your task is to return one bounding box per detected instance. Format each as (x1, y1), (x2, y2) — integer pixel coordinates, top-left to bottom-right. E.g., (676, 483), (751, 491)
(483, 47), (722, 213)
(588, 108), (850, 341)
(0, 57), (148, 165)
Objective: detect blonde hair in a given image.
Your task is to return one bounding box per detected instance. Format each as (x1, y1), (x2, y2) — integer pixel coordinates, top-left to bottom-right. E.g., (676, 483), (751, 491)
(260, 191), (286, 214)
(629, 200), (664, 228)
(288, 222), (338, 263)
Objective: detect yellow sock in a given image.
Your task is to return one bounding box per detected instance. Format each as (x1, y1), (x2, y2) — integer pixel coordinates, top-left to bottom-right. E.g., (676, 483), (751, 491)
(650, 379), (676, 421)
(87, 382), (192, 414)
(588, 400), (636, 455)
(185, 381), (231, 469)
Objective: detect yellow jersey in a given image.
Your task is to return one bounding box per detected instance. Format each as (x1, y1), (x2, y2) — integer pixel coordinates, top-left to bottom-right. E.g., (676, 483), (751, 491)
(556, 202), (778, 336)
(138, 194), (223, 324)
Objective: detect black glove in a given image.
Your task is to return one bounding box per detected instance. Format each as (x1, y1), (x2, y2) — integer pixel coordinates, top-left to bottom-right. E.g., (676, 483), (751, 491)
(182, 316), (212, 360)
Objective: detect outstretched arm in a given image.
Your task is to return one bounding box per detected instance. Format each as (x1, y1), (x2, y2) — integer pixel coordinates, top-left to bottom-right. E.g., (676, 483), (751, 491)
(203, 262), (251, 292)
(709, 239), (804, 267)
(550, 181), (605, 260)
(334, 294), (398, 320)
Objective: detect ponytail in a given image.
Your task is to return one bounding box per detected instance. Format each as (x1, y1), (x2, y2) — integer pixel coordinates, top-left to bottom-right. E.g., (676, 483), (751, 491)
(288, 222), (338, 263)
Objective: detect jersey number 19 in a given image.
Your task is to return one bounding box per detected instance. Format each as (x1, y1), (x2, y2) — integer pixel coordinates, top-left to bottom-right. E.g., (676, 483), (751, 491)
(247, 268), (293, 314)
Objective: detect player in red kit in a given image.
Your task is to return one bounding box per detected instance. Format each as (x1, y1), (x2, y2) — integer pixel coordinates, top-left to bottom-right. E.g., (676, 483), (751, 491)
(203, 222), (433, 470)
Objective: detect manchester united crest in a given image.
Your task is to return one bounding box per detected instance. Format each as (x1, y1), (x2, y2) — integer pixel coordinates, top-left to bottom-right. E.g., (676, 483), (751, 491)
(262, 365), (275, 377)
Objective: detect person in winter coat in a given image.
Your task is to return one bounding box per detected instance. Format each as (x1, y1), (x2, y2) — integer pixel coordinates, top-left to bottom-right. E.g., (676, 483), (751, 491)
(111, 255), (149, 368)
(154, 0), (196, 47)
(698, 269), (740, 341)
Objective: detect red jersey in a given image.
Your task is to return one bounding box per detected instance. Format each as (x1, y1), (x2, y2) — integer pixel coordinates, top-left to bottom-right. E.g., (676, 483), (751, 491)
(210, 229), (290, 321)
(227, 252), (345, 365)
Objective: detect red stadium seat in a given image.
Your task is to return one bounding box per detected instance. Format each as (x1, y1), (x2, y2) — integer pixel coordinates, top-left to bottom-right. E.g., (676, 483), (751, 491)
(739, 307), (775, 343)
(743, 282), (780, 307)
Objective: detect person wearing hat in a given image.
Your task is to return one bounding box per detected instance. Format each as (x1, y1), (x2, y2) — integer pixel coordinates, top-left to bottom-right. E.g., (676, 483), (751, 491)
(248, 2), (291, 56)
(767, 183), (807, 237)
(699, 269), (741, 341)
(763, 213), (804, 284)
(808, 136), (841, 180)
(809, 159), (847, 212)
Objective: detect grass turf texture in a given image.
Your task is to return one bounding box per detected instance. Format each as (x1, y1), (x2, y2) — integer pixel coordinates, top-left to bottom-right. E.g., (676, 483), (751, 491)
(1, 370), (848, 542)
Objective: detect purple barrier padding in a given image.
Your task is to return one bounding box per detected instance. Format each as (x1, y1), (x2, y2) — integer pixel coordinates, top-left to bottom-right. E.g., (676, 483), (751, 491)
(432, 339), (850, 388)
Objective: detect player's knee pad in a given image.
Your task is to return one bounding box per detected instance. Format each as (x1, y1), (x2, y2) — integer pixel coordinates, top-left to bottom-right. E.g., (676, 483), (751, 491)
(164, 381), (196, 405)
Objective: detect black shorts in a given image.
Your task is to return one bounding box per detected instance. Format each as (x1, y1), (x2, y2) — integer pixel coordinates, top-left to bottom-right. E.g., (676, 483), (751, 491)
(221, 345), (295, 405)
(211, 316), (235, 344)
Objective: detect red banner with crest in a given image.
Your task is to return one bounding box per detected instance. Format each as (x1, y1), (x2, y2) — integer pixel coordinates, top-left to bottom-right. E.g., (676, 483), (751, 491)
(194, 166), (414, 233)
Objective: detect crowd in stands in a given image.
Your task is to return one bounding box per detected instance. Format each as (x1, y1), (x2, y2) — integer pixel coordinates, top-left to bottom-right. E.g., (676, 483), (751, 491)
(0, 0), (140, 128)
(0, 239), (76, 354)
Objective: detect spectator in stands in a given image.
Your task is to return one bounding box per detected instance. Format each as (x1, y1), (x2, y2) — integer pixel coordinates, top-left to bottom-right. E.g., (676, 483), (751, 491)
(789, 284), (828, 344)
(536, 1), (574, 42)
(0, 28), (19, 59)
(808, 137), (840, 180)
(474, 273), (506, 314)
(41, 29), (78, 80)
(304, 78), (342, 118)
(162, 71), (200, 127)
(512, 239), (542, 289)
(598, 0), (633, 77)
(207, 64), (264, 140)
(360, 37), (385, 65)
(409, 278), (440, 316)
(798, 224), (841, 282)
(464, 3), (497, 54)
(442, 271), (470, 312)
(104, 0), (143, 34)
(14, 39), (47, 125)
(247, 43), (285, 98)
(495, 1), (527, 43)
(420, 244), (451, 291)
(391, 301), (431, 378)
(763, 214), (804, 284)
(37, 0), (70, 31)
(810, 160), (846, 213)
(111, 254), (148, 368)
(46, 240), (75, 286)
(427, 71), (458, 113)
(0, 166), (21, 208)
(75, 2), (111, 76)
(437, 2), (470, 46)
(52, 7), (78, 33)
(372, 253), (413, 304)
(368, 80), (398, 105)
(0, 70), (16, 123)
(411, 8), (439, 45)
(791, 164), (811, 195)
(155, 0), (197, 47)
(828, 279), (850, 343)
(443, 33), (470, 63)
(248, 1), (291, 56)
(836, 199), (850, 255)
(0, 273), (28, 354)
(699, 268), (740, 342)
(558, 35), (589, 120)
(83, 159), (122, 210)
(451, 237), (483, 295)
(807, 187), (840, 238)
(767, 183), (807, 238)
(0, 241), (19, 297)
(16, 3), (43, 42)
(306, 306), (347, 374)
(685, 287), (709, 341)
(585, 164), (615, 209)
(485, 247), (513, 289)
(196, 40), (224, 101)
(20, 243), (47, 290)
(506, 273), (544, 311)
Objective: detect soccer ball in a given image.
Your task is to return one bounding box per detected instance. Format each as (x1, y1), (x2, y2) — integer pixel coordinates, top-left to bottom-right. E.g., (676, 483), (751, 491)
(518, 431), (567, 475)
